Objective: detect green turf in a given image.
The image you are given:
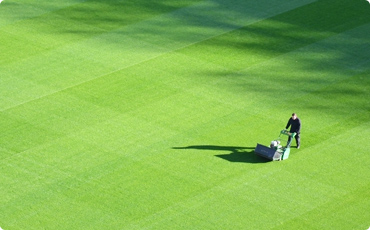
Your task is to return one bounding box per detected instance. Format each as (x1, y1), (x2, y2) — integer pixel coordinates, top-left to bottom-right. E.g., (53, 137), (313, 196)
(1, 0), (370, 229)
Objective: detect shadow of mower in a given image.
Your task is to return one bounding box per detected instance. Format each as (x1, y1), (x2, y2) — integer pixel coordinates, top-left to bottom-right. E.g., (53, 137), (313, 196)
(173, 145), (270, 164)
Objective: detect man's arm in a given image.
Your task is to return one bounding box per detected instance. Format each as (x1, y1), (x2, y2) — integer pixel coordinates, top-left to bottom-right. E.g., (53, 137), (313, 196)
(296, 118), (301, 133)
(285, 118), (291, 129)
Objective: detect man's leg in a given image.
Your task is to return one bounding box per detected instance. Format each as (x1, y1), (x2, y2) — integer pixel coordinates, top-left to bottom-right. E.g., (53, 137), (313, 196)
(287, 136), (292, 147)
(295, 133), (300, 148)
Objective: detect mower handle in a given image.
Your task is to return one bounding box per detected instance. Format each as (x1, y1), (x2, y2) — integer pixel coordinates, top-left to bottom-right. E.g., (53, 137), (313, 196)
(280, 129), (296, 137)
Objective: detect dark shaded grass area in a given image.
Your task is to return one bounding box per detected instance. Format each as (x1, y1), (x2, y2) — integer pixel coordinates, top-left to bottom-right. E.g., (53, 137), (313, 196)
(54, 0), (203, 31)
(179, 0), (370, 71)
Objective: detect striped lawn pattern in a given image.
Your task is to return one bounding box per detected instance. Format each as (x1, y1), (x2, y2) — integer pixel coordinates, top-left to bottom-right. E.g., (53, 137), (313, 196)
(0, 0), (369, 229)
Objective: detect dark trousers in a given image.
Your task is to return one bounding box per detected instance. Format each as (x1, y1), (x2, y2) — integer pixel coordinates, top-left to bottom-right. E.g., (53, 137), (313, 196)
(287, 133), (300, 147)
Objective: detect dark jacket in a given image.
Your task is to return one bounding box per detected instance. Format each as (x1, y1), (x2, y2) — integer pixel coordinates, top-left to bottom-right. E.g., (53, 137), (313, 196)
(286, 117), (301, 134)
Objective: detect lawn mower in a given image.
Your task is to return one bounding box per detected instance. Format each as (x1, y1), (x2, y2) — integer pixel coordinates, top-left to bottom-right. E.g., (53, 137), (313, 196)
(254, 129), (296, 161)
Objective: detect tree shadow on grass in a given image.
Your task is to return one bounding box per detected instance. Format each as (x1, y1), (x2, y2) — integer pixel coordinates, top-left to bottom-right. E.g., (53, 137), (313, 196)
(173, 145), (270, 164)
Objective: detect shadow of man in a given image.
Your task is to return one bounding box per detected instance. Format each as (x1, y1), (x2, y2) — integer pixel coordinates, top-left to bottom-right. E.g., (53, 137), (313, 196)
(173, 145), (269, 164)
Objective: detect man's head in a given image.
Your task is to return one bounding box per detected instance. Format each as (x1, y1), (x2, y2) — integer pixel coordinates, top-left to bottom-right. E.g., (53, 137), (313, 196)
(292, 113), (297, 120)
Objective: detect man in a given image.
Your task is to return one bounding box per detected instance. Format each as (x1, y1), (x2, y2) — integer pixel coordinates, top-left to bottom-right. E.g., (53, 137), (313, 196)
(285, 113), (301, 148)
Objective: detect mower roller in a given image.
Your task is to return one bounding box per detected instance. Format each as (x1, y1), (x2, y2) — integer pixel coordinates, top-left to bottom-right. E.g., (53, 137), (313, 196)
(254, 129), (296, 161)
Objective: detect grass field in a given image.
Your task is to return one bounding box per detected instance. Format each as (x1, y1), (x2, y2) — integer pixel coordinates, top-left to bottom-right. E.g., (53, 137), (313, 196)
(1, 0), (370, 229)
